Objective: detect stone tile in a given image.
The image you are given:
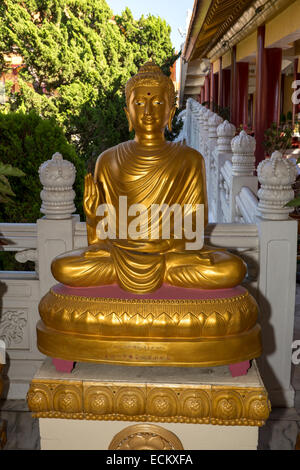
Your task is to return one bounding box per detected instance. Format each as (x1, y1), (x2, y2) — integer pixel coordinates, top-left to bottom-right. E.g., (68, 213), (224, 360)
(35, 357), (263, 388)
(292, 365), (300, 391)
(267, 407), (300, 421)
(258, 420), (300, 450)
(0, 411), (40, 450)
(295, 390), (300, 415)
(0, 399), (29, 412)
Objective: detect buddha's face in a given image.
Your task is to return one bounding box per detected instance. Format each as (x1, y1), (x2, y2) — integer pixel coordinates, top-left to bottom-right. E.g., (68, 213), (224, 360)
(126, 85), (173, 135)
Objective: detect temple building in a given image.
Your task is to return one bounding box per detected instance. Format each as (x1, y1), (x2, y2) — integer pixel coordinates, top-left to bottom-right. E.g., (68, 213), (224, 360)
(179, 0), (300, 163)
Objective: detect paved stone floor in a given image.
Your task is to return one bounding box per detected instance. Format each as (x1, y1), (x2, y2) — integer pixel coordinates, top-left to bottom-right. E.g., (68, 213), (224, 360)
(1, 285), (300, 451)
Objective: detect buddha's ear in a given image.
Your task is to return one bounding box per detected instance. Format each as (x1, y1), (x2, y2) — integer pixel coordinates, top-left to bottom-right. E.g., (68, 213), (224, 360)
(167, 106), (176, 132)
(124, 107), (133, 132)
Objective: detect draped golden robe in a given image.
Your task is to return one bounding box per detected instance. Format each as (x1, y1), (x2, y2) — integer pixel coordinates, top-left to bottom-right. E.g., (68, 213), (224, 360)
(52, 141), (246, 293)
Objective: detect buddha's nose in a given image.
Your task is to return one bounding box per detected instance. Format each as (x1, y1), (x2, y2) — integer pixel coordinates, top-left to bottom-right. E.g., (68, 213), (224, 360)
(144, 100), (152, 116)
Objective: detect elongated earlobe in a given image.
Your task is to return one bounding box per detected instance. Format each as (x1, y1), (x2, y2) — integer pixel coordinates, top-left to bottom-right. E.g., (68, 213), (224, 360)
(124, 108), (133, 132)
(168, 107), (176, 132)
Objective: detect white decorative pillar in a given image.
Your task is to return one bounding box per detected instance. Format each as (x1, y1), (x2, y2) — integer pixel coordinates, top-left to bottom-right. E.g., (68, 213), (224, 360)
(202, 109), (214, 166)
(217, 120), (236, 154)
(191, 100), (198, 149)
(207, 113), (223, 206)
(185, 99), (192, 147)
(209, 114), (224, 152)
(39, 152), (76, 219)
(194, 103), (202, 153)
(198, 106), (206, 154)
(230, 130), (258, 222)
(37, 153), (80, 296)
(214, 120), (236, 222)
(256, 151), (298, 406)
(257, 151), (297, 219)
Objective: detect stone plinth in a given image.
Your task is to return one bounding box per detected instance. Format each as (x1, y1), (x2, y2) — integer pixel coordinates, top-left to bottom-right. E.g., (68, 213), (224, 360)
(27, 358), (270, 450)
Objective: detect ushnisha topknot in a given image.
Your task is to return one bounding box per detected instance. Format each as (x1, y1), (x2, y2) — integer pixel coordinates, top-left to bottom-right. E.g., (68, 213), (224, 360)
(125, 61), (176, 106)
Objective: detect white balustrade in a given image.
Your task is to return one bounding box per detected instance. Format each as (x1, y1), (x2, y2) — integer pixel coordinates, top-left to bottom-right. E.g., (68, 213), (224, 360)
(183, 98), (299, 406)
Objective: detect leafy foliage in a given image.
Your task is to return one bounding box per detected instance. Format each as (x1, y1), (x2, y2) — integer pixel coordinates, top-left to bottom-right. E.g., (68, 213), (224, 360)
(1, 0), (179, 166)
(0, 161), (25, 203)
(0, 110), (84, 223)
(263, 122), (293, 156)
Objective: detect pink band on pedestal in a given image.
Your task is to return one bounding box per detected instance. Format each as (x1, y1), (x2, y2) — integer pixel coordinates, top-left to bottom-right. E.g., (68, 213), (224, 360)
(53, 283), (245, 300)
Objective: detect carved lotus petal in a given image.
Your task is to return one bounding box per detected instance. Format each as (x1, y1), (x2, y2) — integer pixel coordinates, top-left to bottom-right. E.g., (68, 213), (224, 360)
(178, 313), (201, 337)
(202, 312), (227, 336)
(152, 313), (172, 327)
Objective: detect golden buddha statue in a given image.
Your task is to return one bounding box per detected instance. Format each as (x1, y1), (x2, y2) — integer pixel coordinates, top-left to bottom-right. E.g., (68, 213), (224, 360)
(36, 62), (261, 369)
(51, 62), (246, 294)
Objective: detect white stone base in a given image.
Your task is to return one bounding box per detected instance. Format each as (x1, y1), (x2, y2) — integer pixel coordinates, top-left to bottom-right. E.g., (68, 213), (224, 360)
(39, 418), (259, 450)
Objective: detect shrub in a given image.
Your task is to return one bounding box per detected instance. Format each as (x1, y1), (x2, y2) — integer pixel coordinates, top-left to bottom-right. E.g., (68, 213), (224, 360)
(0, 111), (85, 223)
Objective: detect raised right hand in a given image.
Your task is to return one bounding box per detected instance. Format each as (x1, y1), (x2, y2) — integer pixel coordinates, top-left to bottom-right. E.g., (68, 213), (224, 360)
(83, 173), (101, 225)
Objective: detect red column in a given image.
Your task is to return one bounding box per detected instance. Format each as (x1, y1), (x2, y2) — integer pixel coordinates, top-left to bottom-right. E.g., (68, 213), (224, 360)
(236, 62), (249, 129)
(249, 94), (254, 129)
(255, 27), (282, 163)
(293, 58), (300, 125)
(230, 46), (237, 125)
(280, 73), (285, 117)
(213, 73), (219, 110)
(210, 65), (214, 110)
(204, 75), (210, 104)
(200, 86), (205, 103)
(218, 57), (223, 107)
(266, 48), (282, 127)
(255, 25), (267, 164)
(222, 69), (231, 108)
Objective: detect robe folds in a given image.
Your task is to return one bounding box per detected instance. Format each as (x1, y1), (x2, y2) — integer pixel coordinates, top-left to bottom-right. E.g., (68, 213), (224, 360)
(94, 141), (209, 293)
(52, 141), (246, 292)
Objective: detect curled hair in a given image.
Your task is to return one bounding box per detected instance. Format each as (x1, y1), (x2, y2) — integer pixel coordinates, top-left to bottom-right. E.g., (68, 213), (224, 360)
(125, 62), (176, 106)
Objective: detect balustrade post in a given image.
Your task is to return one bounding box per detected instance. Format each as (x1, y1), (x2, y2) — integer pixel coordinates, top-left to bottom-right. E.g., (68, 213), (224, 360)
(198, 105), (206, 154)
(194, 103), (202, 153)
(37, 153), (79, 296)
(215, 120), (236, 222)
(207, 113), (223, 205)
(202, 109), (214, 167)
(230, 130), (257, 222)
(185, 98), (192, 146)
(255, 151), (298, 406)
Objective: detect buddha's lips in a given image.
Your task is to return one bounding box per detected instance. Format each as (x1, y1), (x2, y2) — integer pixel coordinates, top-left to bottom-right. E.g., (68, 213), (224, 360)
(142, 117), (155, 124)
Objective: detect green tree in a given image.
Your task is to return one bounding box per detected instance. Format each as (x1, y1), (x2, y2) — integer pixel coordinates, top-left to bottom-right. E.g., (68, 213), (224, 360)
(0, 110), (85, 223)
(0, 0), (179, 165)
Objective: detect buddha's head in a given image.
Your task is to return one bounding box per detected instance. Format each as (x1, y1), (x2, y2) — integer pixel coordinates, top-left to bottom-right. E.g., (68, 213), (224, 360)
(125, 61), (176, 138)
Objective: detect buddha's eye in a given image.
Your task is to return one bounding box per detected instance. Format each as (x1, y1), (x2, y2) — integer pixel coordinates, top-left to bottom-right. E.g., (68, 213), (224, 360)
(154, 101), (163, 105)
(135, 101), (144, 106)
